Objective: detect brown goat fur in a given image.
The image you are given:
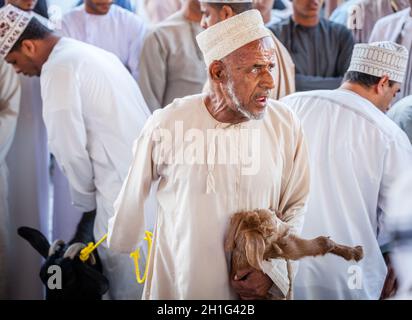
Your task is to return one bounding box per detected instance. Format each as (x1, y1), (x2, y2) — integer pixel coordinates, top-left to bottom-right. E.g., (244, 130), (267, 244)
(225, 209), (364, 299)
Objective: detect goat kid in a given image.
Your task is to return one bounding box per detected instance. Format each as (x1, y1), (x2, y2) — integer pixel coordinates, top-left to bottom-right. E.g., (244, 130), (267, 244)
(225, 209), (364, 300)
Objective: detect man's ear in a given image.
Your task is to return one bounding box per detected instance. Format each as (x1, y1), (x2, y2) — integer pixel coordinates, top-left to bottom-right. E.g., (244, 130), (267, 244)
(20, 39), (37, 57)
(209, 60), (227, 83)
(220, 5), (235, 20)
(376, 75), (390, 94)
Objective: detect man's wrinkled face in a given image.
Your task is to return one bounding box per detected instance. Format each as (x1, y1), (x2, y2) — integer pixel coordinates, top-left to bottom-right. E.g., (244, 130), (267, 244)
(7, 0), (38, 11)
(293, 0), (321, 18)
(5, 48), (40, 77)
(221, 37), (276, 120)
(379, 82), (401, 113)
(85, 0), (113, 15)
(200, 3), (222, 29)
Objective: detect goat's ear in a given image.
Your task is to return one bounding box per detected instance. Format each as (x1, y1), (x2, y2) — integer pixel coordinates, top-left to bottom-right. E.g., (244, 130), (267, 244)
(225, 213), (245, 252)
(244, 231), (265, 271)
(17, 227), (50, 259)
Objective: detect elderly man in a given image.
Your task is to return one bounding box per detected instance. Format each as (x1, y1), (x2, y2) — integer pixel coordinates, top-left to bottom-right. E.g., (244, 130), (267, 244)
(0, 4), (151, 299)
(61, 0), (147, 80)
(369, 1), (412, 103)
(108, 9), (309, 300)
(269, 0), (354, 92)
(0, 59), (20, 299)
(200, 0), (295, 99)
(281, 41), (412, 300)
(138, 0), (206, 112)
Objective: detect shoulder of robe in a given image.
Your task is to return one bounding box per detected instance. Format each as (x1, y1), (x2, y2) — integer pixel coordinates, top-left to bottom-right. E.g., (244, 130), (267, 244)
(266, 99), (300, 126)
(148, 94), (205, 129)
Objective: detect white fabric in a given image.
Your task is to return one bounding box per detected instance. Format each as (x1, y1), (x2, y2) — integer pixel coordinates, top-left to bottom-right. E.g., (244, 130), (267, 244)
(369, 8), (412, 103)
(108, 94), (310, 299)
(347, 41), (409, 83)
(0, 59), (20, 299)
(196, 9), (272, 66)
(281, 89), (412, 300)
(60, 4), (147, 80)
(40, 37), (151, 299)
(6, 75), (50, 299)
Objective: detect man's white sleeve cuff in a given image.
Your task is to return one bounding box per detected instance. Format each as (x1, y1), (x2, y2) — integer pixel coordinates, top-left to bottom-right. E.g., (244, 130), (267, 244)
(261, 259), (290, 297)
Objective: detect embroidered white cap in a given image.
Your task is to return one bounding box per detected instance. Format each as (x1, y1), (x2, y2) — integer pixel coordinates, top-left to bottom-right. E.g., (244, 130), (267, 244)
(0, 4), (34, 58)
(196, 9), (272, 66)
(347, 41), (409, 83)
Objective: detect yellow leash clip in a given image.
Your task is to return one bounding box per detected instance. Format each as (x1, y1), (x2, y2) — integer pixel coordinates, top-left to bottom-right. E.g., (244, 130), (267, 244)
(79, 234), (108, 262)
(130, 231), (153, 284)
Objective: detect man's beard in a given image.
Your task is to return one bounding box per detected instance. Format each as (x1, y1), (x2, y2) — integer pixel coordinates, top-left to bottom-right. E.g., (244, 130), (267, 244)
(227, 79), (265, 120)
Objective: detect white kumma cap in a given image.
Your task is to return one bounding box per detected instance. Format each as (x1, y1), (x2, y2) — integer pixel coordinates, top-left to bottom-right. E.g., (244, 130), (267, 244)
(196, 9), (272, 66)
(347, 41), (409, 83)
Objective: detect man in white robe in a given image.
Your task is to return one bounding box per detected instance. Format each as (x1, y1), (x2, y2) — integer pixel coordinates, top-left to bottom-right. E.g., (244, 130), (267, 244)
(108, 10), (310, 300)
(369, 2), (412, 103)
(0, 59), (20, 299)
(281, 41), (412, 300)
(138, 0), (206, 111)
(60, 0), (147, 80)
(200, 0), (296, 98)
(0, 5), (151, 299)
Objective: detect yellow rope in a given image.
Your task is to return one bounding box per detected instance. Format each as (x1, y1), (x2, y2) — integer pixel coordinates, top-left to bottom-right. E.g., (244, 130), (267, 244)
(130, 231), (153, 284)
(79, 231), (154, 285)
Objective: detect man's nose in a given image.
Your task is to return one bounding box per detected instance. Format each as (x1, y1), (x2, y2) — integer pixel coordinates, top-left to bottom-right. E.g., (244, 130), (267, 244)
(260, 69), (275, 90)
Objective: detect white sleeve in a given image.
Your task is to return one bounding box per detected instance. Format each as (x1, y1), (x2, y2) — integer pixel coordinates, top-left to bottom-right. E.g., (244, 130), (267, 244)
(108, 117), (158, 253)
(41, 65), (96, 212)
(262, 112), (310, 297)
(0, 62), (20, 164)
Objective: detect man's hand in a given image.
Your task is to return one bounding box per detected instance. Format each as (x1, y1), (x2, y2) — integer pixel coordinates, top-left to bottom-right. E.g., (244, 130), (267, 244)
(380, 253), (398, 300)
(231, 267), (274, 300)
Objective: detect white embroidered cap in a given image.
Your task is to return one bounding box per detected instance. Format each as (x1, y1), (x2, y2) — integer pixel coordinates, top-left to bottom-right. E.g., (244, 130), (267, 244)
(0, 4), (33, 58)
(196, 9), (272, 66)
(347, 41), (409, 83)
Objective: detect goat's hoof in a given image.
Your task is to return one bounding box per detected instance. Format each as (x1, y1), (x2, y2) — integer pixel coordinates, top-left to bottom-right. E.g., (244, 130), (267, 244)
(352, 246), (364, 262)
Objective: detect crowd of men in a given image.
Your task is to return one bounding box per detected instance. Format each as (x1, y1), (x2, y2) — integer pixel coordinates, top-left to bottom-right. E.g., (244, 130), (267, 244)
(1, 0), (412, 300)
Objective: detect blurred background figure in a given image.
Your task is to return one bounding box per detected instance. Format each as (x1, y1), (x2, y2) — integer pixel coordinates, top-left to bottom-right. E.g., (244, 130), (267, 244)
(0, 60), (20, 300)
(138, 0), (206, 112)
(1, 0), (51, 300)
(60, 0), (147, 81)
(269, 0), (354, 91)
(330, 0), (410, 43)
(388, 95), (412, 144)
(385, 170), (412, 299)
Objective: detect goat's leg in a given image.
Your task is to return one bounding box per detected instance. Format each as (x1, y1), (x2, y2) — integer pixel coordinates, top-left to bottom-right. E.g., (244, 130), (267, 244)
(267, 235), (363, 262)
(329, 244), (363, 262)
(267, 235), (336, 260)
